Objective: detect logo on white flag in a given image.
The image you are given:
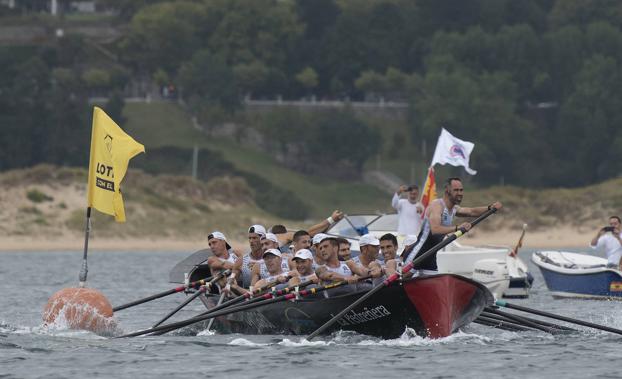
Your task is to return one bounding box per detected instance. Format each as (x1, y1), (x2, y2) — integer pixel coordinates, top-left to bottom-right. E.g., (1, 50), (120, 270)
(430, 128), (477, 175)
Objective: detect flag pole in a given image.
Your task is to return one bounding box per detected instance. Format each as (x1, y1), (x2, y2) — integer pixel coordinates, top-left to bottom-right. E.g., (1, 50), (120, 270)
(78, 207), (92, 287)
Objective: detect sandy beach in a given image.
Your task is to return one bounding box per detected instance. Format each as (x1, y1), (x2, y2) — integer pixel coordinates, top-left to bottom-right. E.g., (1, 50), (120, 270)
(0, 225), (594, 252)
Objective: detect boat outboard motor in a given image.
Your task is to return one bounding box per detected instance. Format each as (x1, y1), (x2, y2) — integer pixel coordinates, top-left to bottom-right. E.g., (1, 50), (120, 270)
(472, 259), (510, 299)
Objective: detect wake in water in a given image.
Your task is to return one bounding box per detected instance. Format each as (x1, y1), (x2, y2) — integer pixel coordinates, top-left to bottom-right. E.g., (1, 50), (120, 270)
(223, 328), (493, 348)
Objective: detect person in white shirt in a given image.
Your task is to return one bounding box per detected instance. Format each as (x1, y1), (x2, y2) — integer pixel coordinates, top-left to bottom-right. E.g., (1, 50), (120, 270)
(590, 216), (622, 268)
(392, 184), (424, 236)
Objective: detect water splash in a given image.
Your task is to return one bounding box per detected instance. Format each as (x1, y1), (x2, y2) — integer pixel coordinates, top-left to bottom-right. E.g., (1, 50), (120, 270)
(43, 301), (118, 337)
(228, 338), (270, 347)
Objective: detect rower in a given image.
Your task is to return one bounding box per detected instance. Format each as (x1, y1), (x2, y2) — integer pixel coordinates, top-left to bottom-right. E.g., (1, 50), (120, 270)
(288, 249), (319, 286)
(402, 177), (502, 276)
(315, 235), (360, 284)
(337, 238), (352, 261)
(241, 224), (266, 288)
(206, 231), (242, 290)
(382, 233), (415, 277)
(347, 234), (383, 279)
(253, 248), (294, 290)
(262, 232), (292, 270)
(312, 233), (328, 265)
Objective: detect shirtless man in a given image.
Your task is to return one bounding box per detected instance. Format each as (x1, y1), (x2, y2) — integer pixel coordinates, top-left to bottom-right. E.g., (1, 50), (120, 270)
(253, 249), (295, 290)
(348, 234), (383, 278)
(241, 224), (266, 288)
(402, 177), (502, 274)
(288, 249), (319, 286)
(315, 236), (361, 284)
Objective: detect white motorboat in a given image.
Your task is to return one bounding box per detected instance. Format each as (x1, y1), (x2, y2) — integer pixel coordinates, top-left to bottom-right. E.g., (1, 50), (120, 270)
(325, 214), (533, 298)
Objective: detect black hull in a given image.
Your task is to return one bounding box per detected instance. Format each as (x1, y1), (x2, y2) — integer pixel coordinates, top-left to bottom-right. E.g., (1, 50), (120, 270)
(187, 274), (493, 339)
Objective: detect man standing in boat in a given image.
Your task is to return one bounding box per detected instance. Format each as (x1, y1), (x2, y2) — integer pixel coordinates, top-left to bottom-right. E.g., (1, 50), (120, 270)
(402, 177), (502, 274)
(392, 184), (424, 236)
(590, 216), (622, 268)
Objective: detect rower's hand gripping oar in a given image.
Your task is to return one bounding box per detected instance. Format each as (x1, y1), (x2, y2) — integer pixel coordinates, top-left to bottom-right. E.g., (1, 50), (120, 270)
(151, 270), (230, 328)
(112, 274), (216, 312)
(306, 207), (499, 341)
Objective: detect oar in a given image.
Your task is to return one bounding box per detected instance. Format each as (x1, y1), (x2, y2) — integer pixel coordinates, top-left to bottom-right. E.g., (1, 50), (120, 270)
(482, 310), (556, 334)
(149, 279), (317, 336)
(152, 286), (207, 328)
(509, 223), (527, 257)
(118, 278), (356, 338)
(474, 315), (533, 332)
(485, 307), (575, 332)
(149, 278), (316, 336)
(150, 270), (230, 328)
(495, 300), (622, 336)
(205, 292), (226, 332)
(306, 207), (499, 341)
(112, 275), (215, 312)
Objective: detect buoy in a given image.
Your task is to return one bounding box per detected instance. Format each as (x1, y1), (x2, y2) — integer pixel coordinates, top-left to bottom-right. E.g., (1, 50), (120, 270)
(43, 287), (116, 334)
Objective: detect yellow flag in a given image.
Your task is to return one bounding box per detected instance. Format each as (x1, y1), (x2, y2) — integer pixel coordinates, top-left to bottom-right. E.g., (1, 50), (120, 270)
(86, 107), (145, 222)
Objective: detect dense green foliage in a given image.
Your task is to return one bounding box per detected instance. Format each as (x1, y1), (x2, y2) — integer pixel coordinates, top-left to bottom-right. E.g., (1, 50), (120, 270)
(3, 0), (622, 190)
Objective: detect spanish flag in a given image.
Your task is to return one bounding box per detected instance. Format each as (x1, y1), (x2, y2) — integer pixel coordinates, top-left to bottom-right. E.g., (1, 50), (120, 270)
(420, 167), (437, 218)
(86, 107), (145, 222)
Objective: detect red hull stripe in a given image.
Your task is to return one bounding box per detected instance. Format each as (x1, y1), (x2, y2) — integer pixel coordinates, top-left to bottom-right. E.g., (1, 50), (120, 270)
(403, 276), (476, 338)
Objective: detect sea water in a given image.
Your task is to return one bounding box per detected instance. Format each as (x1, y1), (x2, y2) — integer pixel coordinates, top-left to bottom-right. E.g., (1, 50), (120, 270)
(1, 249), (621, 379)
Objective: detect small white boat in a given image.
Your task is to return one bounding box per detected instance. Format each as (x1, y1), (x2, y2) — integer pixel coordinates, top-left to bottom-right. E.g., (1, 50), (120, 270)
(532, 251), (622, 300)
(326, 214), (533, 298)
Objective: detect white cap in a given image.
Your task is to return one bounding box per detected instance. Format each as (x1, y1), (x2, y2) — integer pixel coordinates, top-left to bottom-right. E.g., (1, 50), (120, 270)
(312, 233), (327, 245)
(248, 224), (266, 237)
(359, 233), (380, 247)
(208, 231), (231, 249)
(403, 235), (418, 247)
(293, 249), (314, 260)
(263, 248), (282, 258)
(262, 232), (279, 244)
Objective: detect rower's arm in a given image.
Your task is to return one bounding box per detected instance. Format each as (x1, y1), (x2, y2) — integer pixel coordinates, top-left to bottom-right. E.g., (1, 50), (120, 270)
(428, 201), (456, 235)
(309, 210), (345, 236)
(315, 266), (348, 282)
(207, 256), (233, 270)
(368, 261), (383, 278)
(345, 259), (367, 277)
(250, 264), (261, 286)
(383, 259), (398, 276)
(456, 201), (503, 217)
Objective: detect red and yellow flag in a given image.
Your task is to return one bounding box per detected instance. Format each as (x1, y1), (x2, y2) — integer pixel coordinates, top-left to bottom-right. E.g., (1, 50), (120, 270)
(86, 107), (145, 222)
(420, 167), (437, 218)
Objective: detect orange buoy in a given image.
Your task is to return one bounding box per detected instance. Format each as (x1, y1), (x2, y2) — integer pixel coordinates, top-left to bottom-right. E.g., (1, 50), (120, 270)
(43, 287), (116, 334)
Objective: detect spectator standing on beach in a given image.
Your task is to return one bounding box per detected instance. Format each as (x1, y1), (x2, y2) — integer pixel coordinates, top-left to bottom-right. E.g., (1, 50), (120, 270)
(392, 184), (424, 236)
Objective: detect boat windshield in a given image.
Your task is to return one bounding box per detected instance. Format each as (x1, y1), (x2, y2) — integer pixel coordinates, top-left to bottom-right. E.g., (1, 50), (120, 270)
(327, 214), (398, 238)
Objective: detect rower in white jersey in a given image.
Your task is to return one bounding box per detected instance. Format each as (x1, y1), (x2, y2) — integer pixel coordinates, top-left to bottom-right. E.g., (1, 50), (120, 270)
(250, 233), (292, 285)
(241, 224), (266, 288)
(315, 235), (364, 284)
(346, 234), (383, 279)
(382, 234), (415, 277)
(205, 231), (242, 289)
(252, 249), (296, 290)
(288, 249), (319, 286)
(402, 177), (502, 274)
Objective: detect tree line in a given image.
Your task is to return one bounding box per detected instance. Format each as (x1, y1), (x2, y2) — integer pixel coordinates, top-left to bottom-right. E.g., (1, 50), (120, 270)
(2, 0), (622, 187)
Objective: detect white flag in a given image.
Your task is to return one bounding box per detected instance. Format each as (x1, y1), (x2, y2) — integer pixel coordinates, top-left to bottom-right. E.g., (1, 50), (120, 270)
(430, 128), (477, 175)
